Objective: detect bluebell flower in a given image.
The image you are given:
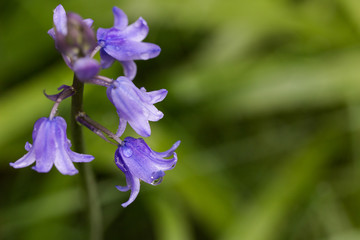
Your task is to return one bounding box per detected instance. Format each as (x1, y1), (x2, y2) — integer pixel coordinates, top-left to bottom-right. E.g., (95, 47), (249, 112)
(107, 76), (167, 137)
(10, 117), (94, 175)
(97, 7), (161, 80)
(48, 4), (100, 81)
(115, 137), (180, 207)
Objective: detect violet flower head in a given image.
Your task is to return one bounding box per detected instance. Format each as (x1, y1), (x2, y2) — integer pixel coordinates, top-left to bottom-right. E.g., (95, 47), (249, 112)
(97, 7), (161, 80)
(10, 117), (94, 175)
(115, 137), (180, 207)
(48, 4), (100, 81)
(107, 76), (167, 137)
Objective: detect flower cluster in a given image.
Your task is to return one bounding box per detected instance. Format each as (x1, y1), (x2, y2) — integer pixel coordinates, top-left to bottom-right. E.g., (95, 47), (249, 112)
(10, 5), (180, 207)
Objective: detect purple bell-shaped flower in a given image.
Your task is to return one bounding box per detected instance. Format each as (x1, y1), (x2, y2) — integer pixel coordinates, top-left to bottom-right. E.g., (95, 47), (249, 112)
(48, 4), (100, 81)
(97, 7), (161, 80)
(10, 117), (94, 175)
(115, 137), (180, 207)
(107, 76), (167, 137)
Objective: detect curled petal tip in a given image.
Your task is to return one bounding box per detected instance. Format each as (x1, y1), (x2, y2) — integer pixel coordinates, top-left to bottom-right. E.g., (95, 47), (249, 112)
(44, 85), (75, 102)
(138, 17), (147, 26)
(112, 7), (128, 29)
(116, 185), (130, 192)
(174, 140), (181, 149)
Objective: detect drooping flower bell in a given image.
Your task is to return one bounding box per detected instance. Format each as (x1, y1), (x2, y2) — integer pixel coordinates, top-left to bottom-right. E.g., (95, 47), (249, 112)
(48, 4), (100, 81)
(10, 117), (94, 175)
(115, 137), (180, 207)
(97, 7), (161, 80)
(107, 76), (167, 137)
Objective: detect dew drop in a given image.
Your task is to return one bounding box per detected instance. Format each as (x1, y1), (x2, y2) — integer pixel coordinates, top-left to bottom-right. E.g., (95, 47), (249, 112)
(151, 177), (163, 185)
(122, 146), (133, 157)
(150, 171), (165, 185)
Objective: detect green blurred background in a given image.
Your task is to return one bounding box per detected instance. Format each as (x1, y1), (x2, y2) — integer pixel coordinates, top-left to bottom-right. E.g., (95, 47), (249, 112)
(1, 0), (360, 239)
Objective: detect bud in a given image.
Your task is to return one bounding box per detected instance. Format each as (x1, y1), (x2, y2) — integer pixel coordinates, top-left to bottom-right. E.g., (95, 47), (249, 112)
(49, 5), (96, 60)
(56, 12), (97, 59)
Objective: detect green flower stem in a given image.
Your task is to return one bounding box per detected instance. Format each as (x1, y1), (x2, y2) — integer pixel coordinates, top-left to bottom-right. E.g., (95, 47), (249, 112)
(76, 112), (122, 145)
(71, 75), (103, 240)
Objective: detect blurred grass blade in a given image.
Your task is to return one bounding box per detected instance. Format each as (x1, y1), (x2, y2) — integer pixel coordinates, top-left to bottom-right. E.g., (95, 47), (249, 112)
(222, 125), (343, 240)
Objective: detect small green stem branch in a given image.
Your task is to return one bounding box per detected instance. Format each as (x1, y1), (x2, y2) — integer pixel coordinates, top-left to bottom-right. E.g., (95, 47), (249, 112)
(76, 112), (122, 145)
(70, 75), (103, 240)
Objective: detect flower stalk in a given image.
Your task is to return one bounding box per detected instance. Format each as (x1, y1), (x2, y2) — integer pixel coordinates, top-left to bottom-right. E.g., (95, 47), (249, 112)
(76, 112), (122, 145)
(71, 75), (103, 240)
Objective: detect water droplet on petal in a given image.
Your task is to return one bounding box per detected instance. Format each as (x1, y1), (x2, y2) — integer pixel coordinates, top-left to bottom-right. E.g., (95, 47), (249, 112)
(122, 146), (133, 157)
(150, 171), (165, 185)
(151, 176), (163, 185)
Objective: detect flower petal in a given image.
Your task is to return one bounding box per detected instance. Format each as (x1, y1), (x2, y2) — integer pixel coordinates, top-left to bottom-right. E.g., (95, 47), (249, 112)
(153, 140), (181, 158)
(83, 18), (94, 27)
(60, 54), (73, 69)
(96, 28), (108, 42)
(116, 184), (130, 192)
(54, 151), (78, 175)
(124, 137), (178, 172)
(32, 120), (56, 173)
(149, 152), (178, 171)
(144, 105), (164, 122)
(123, 17), (149, 42)
(103, 41), (161, 61)
(116, 118), (128, 137)
(118, 171), (140, 208)
(53, 4), (67, 35)
(100, 49), (115, 69)
(120, 60), (137, 81)
(112, 7), (128, 30)
(10, 151), (36, 169)
(115, 147), (141, 207)
(54, 116), (95, 163)
(48, 28), (55, 39)
(127, 116), (151, 137)
(144, 89), (168, 104)
(32, 117), (47, 140)
(50, 119), (78, 175)
(25, 142), (32, 151)
(68, 151), (95, 163)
